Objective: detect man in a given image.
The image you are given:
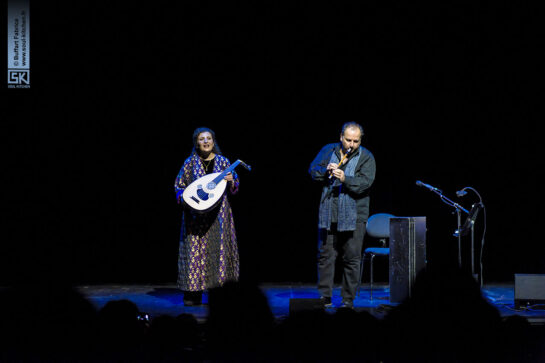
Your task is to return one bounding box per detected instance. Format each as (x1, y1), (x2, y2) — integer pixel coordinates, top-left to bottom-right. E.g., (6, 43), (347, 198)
(309, 122), (376, 308)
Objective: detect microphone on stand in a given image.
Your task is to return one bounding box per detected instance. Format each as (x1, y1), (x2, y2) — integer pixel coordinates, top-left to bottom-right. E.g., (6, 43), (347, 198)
(456, 189), (468, 197)
(415, 180), (441, 192)
(454, 202), (484, 237)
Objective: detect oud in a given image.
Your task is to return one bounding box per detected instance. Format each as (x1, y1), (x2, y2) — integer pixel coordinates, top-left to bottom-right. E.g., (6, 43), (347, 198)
(182, 159), (251, 212)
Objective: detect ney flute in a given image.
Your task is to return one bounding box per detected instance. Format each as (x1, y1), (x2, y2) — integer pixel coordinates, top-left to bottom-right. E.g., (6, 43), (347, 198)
(328, 148), (351, 179)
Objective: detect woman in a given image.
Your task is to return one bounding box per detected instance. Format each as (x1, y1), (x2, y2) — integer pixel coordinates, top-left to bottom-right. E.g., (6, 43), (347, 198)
(174, 127), (240, 306)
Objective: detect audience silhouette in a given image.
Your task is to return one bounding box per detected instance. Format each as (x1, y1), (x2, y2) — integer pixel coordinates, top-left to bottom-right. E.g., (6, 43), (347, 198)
(205, 280), (276, 361)
(0, 283), (97, 361)
(0, 268), (544, 362)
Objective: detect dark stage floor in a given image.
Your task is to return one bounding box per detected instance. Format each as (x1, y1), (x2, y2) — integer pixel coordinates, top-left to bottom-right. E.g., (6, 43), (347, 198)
(76, 283), (545, 325)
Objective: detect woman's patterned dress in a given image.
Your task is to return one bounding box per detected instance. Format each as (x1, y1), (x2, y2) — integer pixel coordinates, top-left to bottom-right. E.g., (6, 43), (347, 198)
(174, 153), (240, 291)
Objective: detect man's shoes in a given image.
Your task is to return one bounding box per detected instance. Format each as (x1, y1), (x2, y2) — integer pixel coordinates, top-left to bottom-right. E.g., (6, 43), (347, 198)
(339, 300), (354, 309)
(320, 296), (333, 308)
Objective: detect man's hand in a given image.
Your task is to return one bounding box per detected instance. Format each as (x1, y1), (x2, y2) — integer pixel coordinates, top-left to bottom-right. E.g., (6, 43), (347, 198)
(331, 168), (345, 182)
(327, 163), (346, 182)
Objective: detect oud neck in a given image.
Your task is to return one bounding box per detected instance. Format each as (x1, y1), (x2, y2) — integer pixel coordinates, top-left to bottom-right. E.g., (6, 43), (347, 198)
(213, 160), (241, 184)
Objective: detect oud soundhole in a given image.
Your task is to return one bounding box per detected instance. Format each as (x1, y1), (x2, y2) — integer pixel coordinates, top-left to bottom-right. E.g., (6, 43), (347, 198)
(196, 185), (209, 200)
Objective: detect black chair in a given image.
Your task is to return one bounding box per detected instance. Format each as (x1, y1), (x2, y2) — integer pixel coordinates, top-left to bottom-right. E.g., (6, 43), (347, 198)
(358, 213), (395, 299)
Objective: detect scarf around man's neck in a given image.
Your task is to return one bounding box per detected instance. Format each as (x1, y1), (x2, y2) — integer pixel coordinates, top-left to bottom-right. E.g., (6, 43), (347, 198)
(318, 146), (362, 232)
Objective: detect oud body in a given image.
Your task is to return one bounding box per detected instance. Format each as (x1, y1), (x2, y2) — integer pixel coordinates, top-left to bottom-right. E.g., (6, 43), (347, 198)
(182, 159), (251, 212)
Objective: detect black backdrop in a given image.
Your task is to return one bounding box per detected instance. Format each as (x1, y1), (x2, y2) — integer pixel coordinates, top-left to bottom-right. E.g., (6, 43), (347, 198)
(2, 2), (543, 286)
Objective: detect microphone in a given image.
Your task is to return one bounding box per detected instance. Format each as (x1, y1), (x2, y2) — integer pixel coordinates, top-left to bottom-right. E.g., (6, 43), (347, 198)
(454, 202), (483, 237)
(415, 180), (441, 192)
(456, 189), (467, 197)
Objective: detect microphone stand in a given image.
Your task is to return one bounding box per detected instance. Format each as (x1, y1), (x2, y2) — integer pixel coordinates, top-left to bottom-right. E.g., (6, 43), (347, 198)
(471, 222), (475, 278)
(439, 192), (469, 269)
(418, 183), (469, 268)
(456, 187), (485, 287)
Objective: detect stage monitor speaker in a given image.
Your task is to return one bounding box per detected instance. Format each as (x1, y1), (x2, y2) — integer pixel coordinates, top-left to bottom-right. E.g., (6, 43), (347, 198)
(389, 217), (426, 303)
(289, 298), (323, 315)
(514, 274), (545, 309)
